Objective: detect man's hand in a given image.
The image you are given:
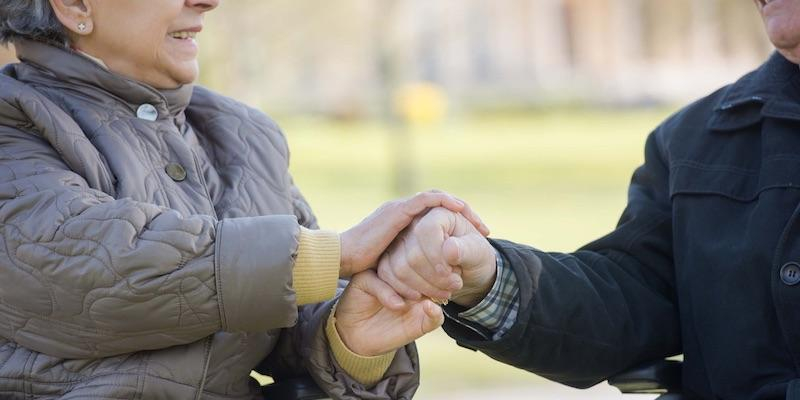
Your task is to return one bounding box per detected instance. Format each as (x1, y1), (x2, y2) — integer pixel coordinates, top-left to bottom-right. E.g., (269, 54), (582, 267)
(339, 191), (489, 278)
(377, 207), (498, 308)
(334, 270), (445, 357)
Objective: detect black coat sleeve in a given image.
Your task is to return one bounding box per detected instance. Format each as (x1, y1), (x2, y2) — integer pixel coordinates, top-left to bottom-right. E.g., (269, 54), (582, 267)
(443, 125), (681, 388)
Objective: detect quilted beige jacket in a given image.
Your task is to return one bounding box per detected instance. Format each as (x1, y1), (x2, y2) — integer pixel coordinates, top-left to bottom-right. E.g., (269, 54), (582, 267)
(0, 40), (419, 399)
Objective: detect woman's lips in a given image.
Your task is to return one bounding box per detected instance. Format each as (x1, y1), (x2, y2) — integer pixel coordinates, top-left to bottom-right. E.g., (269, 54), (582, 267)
(166, 34), (198, 56)
(165, 26), (202, 55)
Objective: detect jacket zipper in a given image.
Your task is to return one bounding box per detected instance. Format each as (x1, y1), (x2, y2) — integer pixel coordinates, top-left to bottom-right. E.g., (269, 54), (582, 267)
(194, 336), (214, 400)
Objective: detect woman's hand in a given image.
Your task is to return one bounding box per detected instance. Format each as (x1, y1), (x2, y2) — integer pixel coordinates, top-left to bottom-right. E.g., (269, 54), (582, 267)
(339, 190), (489, 278)
(333, 270), (444, 357)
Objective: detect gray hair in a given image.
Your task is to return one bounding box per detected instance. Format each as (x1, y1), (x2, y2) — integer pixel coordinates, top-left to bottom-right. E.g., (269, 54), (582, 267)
(0, 0), (67, 46)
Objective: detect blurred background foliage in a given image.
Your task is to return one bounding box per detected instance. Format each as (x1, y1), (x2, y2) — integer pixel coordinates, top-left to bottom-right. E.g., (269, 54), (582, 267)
(0, 1), (775, 398)
(195, 0), (771, 116)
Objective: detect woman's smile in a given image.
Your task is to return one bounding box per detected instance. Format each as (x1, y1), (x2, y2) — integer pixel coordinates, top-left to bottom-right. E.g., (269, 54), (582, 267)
(166, 26), (201, 57)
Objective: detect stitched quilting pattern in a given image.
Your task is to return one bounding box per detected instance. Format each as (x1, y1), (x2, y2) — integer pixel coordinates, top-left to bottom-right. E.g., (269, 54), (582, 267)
(0, 51), (310, 398)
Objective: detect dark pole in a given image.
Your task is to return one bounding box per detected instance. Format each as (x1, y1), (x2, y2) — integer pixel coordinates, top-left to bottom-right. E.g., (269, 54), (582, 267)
(373, 1), (416, 197)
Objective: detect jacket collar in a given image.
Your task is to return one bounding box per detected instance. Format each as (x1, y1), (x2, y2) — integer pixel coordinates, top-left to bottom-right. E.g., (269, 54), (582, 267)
(709, 52), (800, 131)
(10, 39), (192, 120)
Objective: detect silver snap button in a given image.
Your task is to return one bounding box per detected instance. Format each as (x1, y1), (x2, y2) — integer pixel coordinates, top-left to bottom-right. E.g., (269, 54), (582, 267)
(136, 104), (158, 121)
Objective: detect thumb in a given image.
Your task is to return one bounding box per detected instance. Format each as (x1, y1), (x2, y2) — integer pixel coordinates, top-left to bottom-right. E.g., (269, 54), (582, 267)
(442, 234), (491, 268)
(418, 300), (445, 335)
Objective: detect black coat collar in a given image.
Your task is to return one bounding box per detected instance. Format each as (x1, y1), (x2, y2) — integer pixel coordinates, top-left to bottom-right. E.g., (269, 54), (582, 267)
(708, 52), (800, 131)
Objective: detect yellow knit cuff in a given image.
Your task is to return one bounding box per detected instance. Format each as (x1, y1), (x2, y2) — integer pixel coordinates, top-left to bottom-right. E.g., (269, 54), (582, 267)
(325, 307), (396, 387)
(293, 227), (340, 305)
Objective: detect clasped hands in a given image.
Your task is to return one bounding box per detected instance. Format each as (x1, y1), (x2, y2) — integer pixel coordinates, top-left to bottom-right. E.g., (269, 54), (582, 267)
(333, 191), (497, 357)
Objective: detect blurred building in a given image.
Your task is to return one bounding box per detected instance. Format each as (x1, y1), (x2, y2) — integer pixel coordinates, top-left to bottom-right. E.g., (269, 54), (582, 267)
(1, 1), (773, 115)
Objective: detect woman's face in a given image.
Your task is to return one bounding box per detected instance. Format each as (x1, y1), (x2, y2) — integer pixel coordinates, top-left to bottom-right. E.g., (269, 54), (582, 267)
(62, 0), (220, 89)
(755, 0), (800, 63)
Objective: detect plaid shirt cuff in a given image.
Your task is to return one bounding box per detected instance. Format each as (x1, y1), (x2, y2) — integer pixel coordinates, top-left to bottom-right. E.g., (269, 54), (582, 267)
(458, 250), (519, 340)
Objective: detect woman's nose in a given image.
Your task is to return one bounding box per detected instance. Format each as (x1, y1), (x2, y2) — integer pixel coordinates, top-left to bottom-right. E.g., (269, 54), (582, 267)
(186, 0), (220, 12)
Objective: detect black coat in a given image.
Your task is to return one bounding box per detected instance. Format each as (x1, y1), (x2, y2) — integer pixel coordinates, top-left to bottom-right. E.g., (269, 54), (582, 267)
(444, 52), (800, 399)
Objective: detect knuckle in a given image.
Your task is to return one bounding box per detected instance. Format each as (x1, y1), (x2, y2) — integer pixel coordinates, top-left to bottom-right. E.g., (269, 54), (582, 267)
(394, 264), (410, 280)
(415, 191), (435, 203)
(384, 200), (401, 211)
(428, 207), (449, 218)
(403, 288), (421, 300)
(412, 220), (430, 236)
(406, 248), (425, 267)
(419, 211), (443, 228)
(377, 264), (394, 280)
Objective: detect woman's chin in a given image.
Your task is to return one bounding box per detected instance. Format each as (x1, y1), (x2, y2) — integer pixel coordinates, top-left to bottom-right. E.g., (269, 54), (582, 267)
(160, 62), (199, 88)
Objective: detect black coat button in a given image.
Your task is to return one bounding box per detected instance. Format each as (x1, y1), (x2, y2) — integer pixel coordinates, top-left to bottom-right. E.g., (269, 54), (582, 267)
(780, 262), (800, 286)
(165, 163), (187, 182)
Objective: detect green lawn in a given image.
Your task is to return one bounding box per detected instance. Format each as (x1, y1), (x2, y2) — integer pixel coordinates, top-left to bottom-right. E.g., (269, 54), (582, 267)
(279, 108), (676, 398)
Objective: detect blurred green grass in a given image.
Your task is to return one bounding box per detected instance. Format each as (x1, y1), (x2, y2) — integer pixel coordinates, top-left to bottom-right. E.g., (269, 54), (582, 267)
(280, 108), (676, 398)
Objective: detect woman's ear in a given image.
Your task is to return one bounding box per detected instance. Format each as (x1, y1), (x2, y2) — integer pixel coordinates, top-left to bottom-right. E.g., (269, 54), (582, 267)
(49, 0), (94, 36)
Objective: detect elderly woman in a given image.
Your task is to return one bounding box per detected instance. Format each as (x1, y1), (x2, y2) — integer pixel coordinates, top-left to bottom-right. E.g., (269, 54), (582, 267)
(0, 0), (489, 399)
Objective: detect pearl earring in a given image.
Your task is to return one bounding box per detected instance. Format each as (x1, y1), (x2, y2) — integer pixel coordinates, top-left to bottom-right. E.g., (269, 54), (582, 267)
(77, 22), (87, 32)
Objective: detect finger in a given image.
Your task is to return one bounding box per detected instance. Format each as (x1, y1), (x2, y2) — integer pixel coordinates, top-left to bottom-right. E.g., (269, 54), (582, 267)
(420, 300), (445, 334)
(395, 263), (455, 300)
(437, 264), (464, 291)
(443, 234), (492, 268)
(429, 190), (490, 236)
(391, 237), (456, 299)
(353, 269), (406, 310)
(459, 201), (491, 237)
(377, 257), (423, 301)
(401, 191), (465, 221)
(410, 217), (462, 290)
(359, 192), (464, 255)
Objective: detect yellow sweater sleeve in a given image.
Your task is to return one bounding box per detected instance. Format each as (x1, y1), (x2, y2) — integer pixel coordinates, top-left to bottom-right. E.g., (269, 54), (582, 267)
(294, 229), (395, 385)
(293, 227), (340, 305)
(325, 307), (396, 387)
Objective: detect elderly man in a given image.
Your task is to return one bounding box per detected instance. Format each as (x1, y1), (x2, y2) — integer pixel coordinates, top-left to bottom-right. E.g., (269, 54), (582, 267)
(378, 1), (800, 398)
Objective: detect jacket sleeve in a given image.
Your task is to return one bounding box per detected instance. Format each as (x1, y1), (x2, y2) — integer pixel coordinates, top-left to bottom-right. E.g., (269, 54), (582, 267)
(442, 125), (681, 388)
(257, 183), (420, 400)
(0, 126), (305, 359)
